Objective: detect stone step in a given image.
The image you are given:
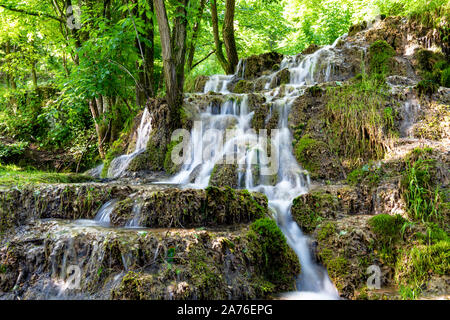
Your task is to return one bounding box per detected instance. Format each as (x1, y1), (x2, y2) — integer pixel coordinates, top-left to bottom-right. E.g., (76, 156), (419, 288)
(0, 217), (299, 300)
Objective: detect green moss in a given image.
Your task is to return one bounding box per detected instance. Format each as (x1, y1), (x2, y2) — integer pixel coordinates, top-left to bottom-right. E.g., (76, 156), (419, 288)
(110, 198), (134, 227)
(145, 139), (166, 171)
(209, 164), (238, 188)
(414, 49), (444, 73)
(368, 40), (396, 75)
(318, 248), (349, 279)
(441, 67), (450, 87)
(233, 80), (254, 94)
(127, 152), (150, 172)
(317, 222), (336, 242)
(294, 134), (331, 177)
(291, 191), (338, 233)
(369, 214), (405, 240)
(415, 79), (439, 96)
(395, 241), (450, 299)
(307, 85), (323, 97)
(247, 218), (300, 292)
(401, 148), (447, 225)
(346, 163), (383, 186)
(415, 223), (449, 244)
(163, 136), (183, 175)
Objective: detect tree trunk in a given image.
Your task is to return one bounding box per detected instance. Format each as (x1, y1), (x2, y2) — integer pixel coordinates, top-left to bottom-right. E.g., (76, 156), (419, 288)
(154, 0), (188, 130)
(223, 0), (239, 74)
(5, 41), (16, 90)
(187, 0), (206, 71)
(32, 62), (38, 88)
(210, 0), (229, 73)
(135, 0), (155, 106)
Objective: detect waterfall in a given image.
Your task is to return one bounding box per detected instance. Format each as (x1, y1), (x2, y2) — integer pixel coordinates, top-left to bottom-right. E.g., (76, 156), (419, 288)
(165, 42), (344, 299)
(107, 108), (152, 178)
(400, 98), (420, 138)
(94, 199), (118, 226)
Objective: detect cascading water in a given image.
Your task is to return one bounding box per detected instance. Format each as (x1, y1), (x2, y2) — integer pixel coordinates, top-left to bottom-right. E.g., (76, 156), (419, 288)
(93, 199), (118, 226)
(166, 39), (346, 299)
(107, 108), (152, 178)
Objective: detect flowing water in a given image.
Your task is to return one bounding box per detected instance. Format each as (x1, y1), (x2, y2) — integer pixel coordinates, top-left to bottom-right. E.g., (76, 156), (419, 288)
(163, 38), (348, 299)
(93, 199), (119, 226)
(107, 108), (153, 178)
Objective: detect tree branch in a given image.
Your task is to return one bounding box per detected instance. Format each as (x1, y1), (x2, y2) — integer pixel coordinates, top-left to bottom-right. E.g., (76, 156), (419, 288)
(191, 50), (216, 70)
(0, 4), (65, 22)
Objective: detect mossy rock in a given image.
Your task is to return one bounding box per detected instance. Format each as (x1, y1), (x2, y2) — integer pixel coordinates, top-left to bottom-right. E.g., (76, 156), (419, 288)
(269, 68), (290, 88)
(294, 134), (343, 180)
(135, 187), (268, 228)
(128, 152), (151, 172)
(163, 136), (184, 175)
(313, 216), (382, 299)
(209, 163), (238, 188)
(112, 220), (300, 299)
(291, 191), (340, 233)
(368, 40), (396, 75)
(194, 75), (209, 92)
(302, 44), (320, 55)
(348, 21), (367, 37)
(244, 52), (283, 79)
(413, 49), (445, 73)
(247, 218), (300, 292)
(110, 198), (135, 227)
(233, 80), (254, 94)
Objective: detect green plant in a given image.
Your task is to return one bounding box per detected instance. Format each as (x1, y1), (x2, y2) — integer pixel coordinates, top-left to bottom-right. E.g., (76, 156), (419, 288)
(401, 150), (445, 225)
(368, 40), (396, 75)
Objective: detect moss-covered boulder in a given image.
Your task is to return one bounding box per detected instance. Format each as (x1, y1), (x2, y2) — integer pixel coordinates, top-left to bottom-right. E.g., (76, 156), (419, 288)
(232, 80), (254, 93)
(0, 183), (132, 231)
(269, 68), (290, 88)
(244, 52), (283, 80)
(294, 134), (343, 180)
(133, 187), (268, 228)
(209, 164), (238, 188)
(111, 219), (299, 299)
(291, 190), (340, 233)
(110, 198), (135, 227)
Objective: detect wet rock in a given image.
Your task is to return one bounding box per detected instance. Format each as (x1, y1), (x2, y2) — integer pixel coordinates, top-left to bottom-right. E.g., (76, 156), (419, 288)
(209, 164), (239, 188)
(0, 184), (134, 232)
(232, 80), (255, 94)
(243, 52), (283, 80)
(194, 75), (209, 92)
(302, 44), (320, 55)
(0, 217), (298, 300)
(269, 68), (290, 88)
(134, 187), (268, 228)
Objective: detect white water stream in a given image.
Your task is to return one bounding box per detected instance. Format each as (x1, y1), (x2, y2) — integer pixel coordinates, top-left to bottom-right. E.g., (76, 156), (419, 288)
(163, 38), (347, 299)
(107, 108), (153, 178)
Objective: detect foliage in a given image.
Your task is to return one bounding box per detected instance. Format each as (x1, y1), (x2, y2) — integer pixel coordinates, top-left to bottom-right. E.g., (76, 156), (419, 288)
(0, 163), (94, 187)
(325, 76), (397, 169)
(395, 241), (450, 299)
(368, 40), (396, 75)
(401, 148), (446, 226)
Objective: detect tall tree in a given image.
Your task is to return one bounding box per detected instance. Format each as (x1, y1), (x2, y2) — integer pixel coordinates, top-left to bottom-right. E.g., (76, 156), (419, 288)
(154, 0), (189, 130)
(187, 0), (206, 71)
(132, 0), (156, 106)
(210, 0), (238, 74)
